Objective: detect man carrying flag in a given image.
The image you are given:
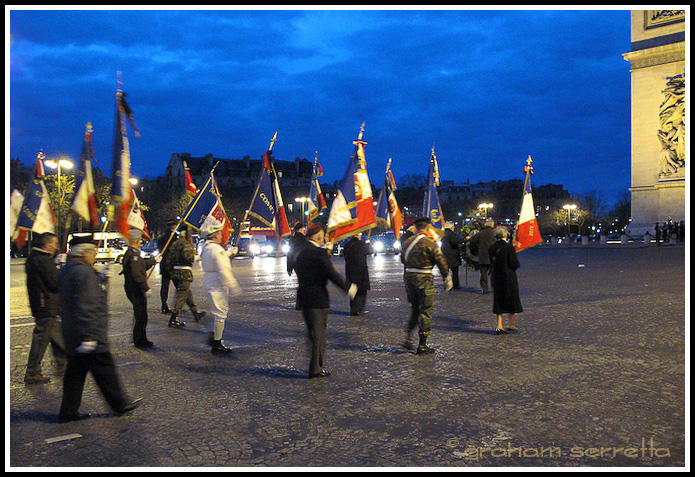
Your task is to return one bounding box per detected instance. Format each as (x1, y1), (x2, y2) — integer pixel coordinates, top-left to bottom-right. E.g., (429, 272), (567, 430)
(423, 146), (445, 237)
(71, 122), (100, 230)
(14, 153), (56, 250)
(512, 156), (543, 252)
(111, 76), (140, 239)
(374, 158), (403, 239)
(326, 123), (377, 243)
(306, 152), (327, 226)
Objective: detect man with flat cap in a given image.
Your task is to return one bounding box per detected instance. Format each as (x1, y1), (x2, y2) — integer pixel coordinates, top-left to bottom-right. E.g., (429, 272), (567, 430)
(287, 221), (308, 311)
(294, 223), (357, 378)
(157, 219), (179, 314)
(58, 235), (141, 422)
(400, 217), (451, 354)
(168, 224), (205, 328)
(122, 229), (158, 349)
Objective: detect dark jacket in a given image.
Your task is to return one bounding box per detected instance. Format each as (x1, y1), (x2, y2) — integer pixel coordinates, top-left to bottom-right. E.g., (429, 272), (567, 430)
(343, 237), (370, 290)
(25, 248), (59, 319)
(122, 246), (157, 292)
(441, 229), (462, 267)
(488, 239), (523, 314)
(469, 226), (497, 266)
(157, 231), (176, 276)
(59, 257), (110, 355)
(294, 242), (349, 309)
(287, 232), (308, 276)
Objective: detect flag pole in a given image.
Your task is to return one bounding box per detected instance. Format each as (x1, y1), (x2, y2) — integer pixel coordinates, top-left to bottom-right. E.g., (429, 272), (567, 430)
(233, 132), (277, 246)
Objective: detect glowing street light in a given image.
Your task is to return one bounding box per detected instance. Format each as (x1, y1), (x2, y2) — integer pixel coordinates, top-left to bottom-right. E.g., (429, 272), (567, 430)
(295, 196), (309, 226)
(129, 177), (139, 186)
(563, 204), (577, 234)
(478, 202), (494, 217)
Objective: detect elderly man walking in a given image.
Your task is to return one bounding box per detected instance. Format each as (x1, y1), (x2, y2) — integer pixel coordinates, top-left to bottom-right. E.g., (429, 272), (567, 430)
(24, 232), (67, 384)
(58, 235), (141, 423)
(468, 219), (497, 294)
(200, 223), (241, 354)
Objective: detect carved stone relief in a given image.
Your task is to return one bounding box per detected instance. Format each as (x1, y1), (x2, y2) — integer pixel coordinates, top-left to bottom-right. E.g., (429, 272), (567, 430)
(658, 73), (685, 177)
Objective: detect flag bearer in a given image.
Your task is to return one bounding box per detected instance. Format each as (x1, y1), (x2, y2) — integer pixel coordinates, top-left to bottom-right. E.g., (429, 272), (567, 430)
(168, 225), (205, 328)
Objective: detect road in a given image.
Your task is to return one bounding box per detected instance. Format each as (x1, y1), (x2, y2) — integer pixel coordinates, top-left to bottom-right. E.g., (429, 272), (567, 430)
(8, 246), (686, 467)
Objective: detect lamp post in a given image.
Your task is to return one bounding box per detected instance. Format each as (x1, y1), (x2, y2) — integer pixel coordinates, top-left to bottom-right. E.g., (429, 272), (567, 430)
(478, 202), (493, 218)
(295, 196), (309, 226)
(563, 204), (577, 235)
(44, 154), (74, 248)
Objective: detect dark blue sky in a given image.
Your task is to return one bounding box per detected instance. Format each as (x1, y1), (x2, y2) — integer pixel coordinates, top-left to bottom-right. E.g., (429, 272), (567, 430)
(9, 9), (632, 205)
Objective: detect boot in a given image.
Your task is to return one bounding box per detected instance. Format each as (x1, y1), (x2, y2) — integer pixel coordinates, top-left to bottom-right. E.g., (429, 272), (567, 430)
(193, 311), (206, 323)
(416, 334), (435, 355)
(211, 340), (233, 354)
(161, 304), (170, 314)
(168, 313), (186, 328)
(400, 333), (415, 351)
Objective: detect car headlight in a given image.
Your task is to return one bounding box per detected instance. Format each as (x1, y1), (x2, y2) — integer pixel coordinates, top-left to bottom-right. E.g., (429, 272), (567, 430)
(281, 244), (290, 254)
(263, 245), (273, 254)
(393, 240), (401, 250)
(373, 241), (384, 252)
(250, 244), (261, 255)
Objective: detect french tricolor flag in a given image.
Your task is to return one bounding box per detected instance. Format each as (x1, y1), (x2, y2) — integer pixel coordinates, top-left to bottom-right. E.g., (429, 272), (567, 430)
(513, 156), (543, 252)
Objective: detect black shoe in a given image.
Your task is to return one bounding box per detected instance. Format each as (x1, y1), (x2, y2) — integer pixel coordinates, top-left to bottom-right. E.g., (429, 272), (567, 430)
(161, 305), (170, 314)
(308, 369), (331, 379)
(58, 412), (91, 423)
(416, 344), (435, 355)
(134, 340), (155, 349)
(115, 398), (143, 416)
(350, 312), (360, 316)
(506, 327), (519, 333)
(495, 328), (507, 335)
(168, 314), (186, 328)
(211, 340), (233, 354)
(193, 311), (206, 323)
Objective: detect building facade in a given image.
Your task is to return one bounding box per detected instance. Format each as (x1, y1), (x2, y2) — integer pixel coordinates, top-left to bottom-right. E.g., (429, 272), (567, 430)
(622, 10), (686, 236)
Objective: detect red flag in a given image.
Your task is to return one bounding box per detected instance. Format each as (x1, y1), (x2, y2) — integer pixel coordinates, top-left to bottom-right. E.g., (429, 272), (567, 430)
(71, 122), (100, 229)
(183, 160), (199, 198)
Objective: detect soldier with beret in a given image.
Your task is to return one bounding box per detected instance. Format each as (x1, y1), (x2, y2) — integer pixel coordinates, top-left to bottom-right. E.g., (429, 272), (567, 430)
(122, 229), (158, 349)
(167, 224), (205, 328)
(400, 218), (451, 354)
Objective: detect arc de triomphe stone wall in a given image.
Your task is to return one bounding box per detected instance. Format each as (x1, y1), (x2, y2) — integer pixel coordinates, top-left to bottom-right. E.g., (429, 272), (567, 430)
(622, 10), (685, 237)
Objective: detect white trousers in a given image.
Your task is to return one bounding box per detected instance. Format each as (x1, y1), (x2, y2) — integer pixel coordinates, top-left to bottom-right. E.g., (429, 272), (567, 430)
(206, 288), (230, 340)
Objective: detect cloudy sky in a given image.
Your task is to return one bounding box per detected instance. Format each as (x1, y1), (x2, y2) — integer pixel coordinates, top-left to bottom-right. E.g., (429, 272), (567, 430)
(8, 8), (632, 204)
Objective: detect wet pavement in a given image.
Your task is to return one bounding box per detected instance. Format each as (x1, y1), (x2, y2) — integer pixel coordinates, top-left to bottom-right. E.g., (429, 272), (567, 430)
(8, 245), (686, 467)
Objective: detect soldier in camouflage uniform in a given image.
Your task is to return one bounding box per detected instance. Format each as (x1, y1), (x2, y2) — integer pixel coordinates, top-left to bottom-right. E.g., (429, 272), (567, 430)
(400, 218), (451, 354)
(167, 226), (205, 328)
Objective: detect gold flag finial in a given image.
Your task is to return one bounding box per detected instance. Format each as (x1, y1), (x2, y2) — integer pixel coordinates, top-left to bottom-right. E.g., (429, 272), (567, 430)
(268, 131), (278, 152)
(357, 122), (365, 141)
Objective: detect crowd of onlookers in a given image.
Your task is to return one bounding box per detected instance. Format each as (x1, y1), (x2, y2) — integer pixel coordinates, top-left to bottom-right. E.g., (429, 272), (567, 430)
(653, 219), (685, 245)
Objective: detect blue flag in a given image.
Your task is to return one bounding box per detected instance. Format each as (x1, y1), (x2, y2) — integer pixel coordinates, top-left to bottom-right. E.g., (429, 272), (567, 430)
(180, 174), (219, 230)
(423, 148), (444, 235)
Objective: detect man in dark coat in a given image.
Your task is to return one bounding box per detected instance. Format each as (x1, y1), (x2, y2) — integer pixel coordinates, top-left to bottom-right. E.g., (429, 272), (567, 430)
(468, 219), (496, 294)
(24, 232), (67, 384)
(488, 227), (523, 334)
(58, 235), (141, 423)
(157, 219), (178, 314)
(287, 222), (308, 310)
(122, 229), (158, 349)
(294, 223), (357, 378)
(440, 222), (463, 290)
(343, 232), (371, 316)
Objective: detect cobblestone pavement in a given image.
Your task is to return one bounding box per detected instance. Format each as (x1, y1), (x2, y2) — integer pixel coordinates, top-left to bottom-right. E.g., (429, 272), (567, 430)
(8, 245), (686, 467)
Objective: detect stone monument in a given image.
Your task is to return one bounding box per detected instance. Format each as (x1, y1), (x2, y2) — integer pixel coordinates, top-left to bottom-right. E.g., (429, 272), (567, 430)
(622, 10), (685, 237)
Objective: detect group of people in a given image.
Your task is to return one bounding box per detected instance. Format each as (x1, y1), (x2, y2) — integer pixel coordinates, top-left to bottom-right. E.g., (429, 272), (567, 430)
(654, 219), (685, 245)
(21, 215), (524, 421)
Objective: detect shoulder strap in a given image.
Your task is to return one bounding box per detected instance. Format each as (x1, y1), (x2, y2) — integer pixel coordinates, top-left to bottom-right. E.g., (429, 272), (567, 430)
(404, 234), (426, 263)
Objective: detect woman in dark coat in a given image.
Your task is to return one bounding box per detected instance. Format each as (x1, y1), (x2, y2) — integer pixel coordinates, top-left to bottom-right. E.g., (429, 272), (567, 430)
(343, 233), (370, 316)
(488, 226), (523, 334)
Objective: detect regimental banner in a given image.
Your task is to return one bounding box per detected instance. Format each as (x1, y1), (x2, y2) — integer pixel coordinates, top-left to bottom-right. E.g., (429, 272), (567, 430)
(513, 156), (543, 252)
(375, 159), (403, 238)
(423, 147), (445, 237)
(326, 123), (377, 241)
(307, 153), (327, 225)
(127, 187), (151, 242)
(14, 153), (56, 248)
(71, 122), (100, 230)
(183, 160), (199, 198)
(247, 149), (291, 237)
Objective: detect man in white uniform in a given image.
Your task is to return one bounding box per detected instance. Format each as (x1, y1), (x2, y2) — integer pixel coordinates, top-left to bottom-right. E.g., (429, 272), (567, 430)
(200, 224), (240, 354)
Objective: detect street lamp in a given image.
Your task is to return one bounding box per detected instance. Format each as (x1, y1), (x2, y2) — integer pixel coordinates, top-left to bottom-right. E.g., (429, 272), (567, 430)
(478, 202), (493, 218)
(295, 196), (309, 226)
(44, 155), (74, 196)
(129, 177), (139, 186)
(563, 204), (577, 235)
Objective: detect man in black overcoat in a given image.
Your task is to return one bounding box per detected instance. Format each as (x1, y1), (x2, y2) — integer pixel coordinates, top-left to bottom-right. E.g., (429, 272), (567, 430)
(440, 222), (463, 290)
(343, 232), (370, 316)
(294, 223), (357, 378)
